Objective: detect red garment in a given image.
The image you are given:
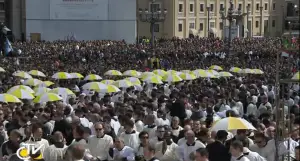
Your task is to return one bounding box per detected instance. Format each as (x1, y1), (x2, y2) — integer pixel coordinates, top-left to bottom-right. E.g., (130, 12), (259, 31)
(145, 68), (150, 71)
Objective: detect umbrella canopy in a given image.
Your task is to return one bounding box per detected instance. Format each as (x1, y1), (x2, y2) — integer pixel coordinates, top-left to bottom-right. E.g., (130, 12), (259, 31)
(193, 70), (217, 78)
(218, 72), (233, 77)
(49, 87), (75, 96)
(125, 77), (141, 85)
(34, 87), (50, 96)
(23, 78), (43, 86)
(166, 70), (179, 75)
(239, 68), (255, 74)
(70, 73), (84, 79)
(162, 74), (183, 82)
(123, 70), (141, 77)
(141, 72), (159, 80)
(179, 73), (197, 80)
(28, 70), (46, 77)
(7, 85), (34, 94)
(103, 85), (121, 93)
(206, 70), (219, 76)
(100, 80), (115, 85)
(210, 117), (256, 131)
(0, 67), (5, 72)
(252, 69), (264, 74)
(209, 65), (223, 71)
(180, 70), (191, 73)
(113, 80), (133, 88)
(13, 71), (32, 79)
(229, 67), (242, 73)
(82, 82), (107, 92)
(153, 69), (167, 76)
(38, 81), (55, 87)
(104, 70), (122, 76)
(7, 89), (35, 99)
(52, 72), (73, 79)
(0, 94), (22, 103)
(33, 93), (63, 103)
(84, 74), (102, 81)
(143, 76), (163, 84)
(292, 71), (299, 80)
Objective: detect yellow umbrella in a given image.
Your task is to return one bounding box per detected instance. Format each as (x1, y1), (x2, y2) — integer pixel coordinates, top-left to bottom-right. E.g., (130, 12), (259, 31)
(209, 65), (223, 71)
(104, 85), (121, 93)
(13, 71), (32, 79)
(125, 77), (141, 85)
(33, 93), (63, 103)
(7, 89), (34, 99)
(239, 68), (255, 74)
(82, 82), (107, 91)
(206, 70), (219, 76)
(0, 67), (5, 72)
(52, 72), (73, 79)
(252, 69), (264, 74)
(113, 80), (133, 88)
(70, 73), (84, 79)
(23, 78), (43, 86)
(292, 72), (299, 80)
(7, 85), (34, 94)
(34, 87), (50, 96)
(28, 70), (46, 77)
(153, 69), (167, 76)
(123, 70), (141, 77)
(140, 72), (156, 79)
(100, 80), (115, 85)
(38, 81), (55, 87)
(84, 74), (102, 81)
(179, 73), (197, 80)
(218, 72), (233, 77)
(162, 74), (183, 82)
(166, 70), (179, 75)
(193, 70), (217, 78)
(229, 67), (242, 73)
(104, 70), (122, 76)
(49, 87), (75, 96)
(210, 117), (256, 131)
(143, 76), (163, 84)
(0, 94), (22, 103)
(180, 70), (191, 73)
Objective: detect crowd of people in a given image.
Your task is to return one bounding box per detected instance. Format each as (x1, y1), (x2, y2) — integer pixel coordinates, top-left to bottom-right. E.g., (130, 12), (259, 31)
(0, 37), (299, 161)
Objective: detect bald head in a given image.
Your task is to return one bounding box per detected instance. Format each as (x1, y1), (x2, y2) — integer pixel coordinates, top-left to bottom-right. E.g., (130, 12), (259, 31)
(66, 143), (85, 160)
(184, 125), (191, 131)
(53, 131), (64, 142)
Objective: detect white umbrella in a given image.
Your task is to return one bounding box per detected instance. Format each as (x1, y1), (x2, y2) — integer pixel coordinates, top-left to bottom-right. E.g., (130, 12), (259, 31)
(210, 117), (256, 131)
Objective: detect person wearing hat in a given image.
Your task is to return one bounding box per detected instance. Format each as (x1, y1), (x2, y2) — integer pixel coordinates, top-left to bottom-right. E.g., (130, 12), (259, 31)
(206, 130), (230, 161)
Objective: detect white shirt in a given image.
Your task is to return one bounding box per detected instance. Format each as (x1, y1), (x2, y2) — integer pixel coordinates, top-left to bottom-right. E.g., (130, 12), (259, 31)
(176, 141), (206, 161)
(112, 146), (135, 161)
(231, 154), (250, 161)
(143, 125), (157, 139)
(243, 147), (267, 161)
(43, 144), (68, 161)
(249, 139), (275, 161)
(135, 120), (144, 133)
(120, 131), (140, 150)
(171, 126), (183, 137)
(278, 138), (299, 158)
(247, 103), (257, 116)
(155, 142), (179, 161)
(86, 135), (113, 160)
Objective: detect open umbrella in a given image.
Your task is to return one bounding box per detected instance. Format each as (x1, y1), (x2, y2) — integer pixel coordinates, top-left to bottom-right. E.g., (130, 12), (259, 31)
(104, 70), (122, 76)
(52, 72), (73, 79)
(82, 82), (107, 92)
(100, 80), (115, 85)
(218, 72), (233, 77)
(0, 94), (22, 103)
(70, 73), (84, 79)
(38, 81), (55, 87)
(34, 87), (50, 96)
(162, 74), (183, 82)
(7, 85), (34, 94)
(153, 69), (167, 76)
(179, 73), (197, 80)
(33, 93), (63, 103)
(125, 77), (141, 85)
(28, 70), (46, 77)
(123, 70), (141, 77)
(113, 80), (133, 88)
(8, 89), (34, 99)
(143, 76), (163, 84)
(229, 67), (242, 73)
(23, 78), (43, 86)
(209, 65), (223, 71)
(210, 117), (256, 131)
(13, 71), (32, 79)
(84, 74), (102, 81)
(49, 87), (75, 96)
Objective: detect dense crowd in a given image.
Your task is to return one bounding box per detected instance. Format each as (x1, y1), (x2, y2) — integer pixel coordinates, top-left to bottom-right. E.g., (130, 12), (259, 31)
(0, 37), (299, 161)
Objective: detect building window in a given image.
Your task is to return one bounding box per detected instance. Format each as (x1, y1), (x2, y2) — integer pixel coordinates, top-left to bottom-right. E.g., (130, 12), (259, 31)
(179, 4), (183, 12)
(264, 20), (268, 28)
(256, 4), (259, 10)
(190, 3), (194, 12)
(210, 22), (215, 28)
(219, 22), (223, 29)
(200, 4), (204, 12)
(248, 4), (251, 9)
(200, 23), (204, 31)
(0, 3), (4, 10)
(272, 3), (276, 10)
(178, 23), (183, 32)
(210, 4), (214, 11)
(220, 4), (224, 10)
(189, 23), (195, 29)
(272, 20), (276, 27)
(238, 4), (242, 10)
(150, 3), (160, 12)
(264, 3), (268, 10)
(154, 24), (159, 32)
(255, 21), (259, 28)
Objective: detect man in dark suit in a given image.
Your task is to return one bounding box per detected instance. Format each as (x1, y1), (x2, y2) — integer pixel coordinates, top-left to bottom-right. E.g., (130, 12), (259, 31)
(170, 93), (187, 125)
(206, 130), (231, 161)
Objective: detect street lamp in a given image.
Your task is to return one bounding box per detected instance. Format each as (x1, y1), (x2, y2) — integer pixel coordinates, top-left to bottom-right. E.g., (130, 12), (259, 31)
(260, 6), (263, 36)
(206, 6), (210, 37)
(138, 0), (167, 47)
(219, 0), (245, 52)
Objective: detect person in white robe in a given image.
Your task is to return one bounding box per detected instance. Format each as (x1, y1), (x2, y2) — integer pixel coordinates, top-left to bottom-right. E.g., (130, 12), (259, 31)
(43, 131), (68, 161)
(249, 132), (275, 161)
(110, 137), (135, 161)
(241, 137), (267, 161)
(170, 116), (183, 137)
(119, 119), (140, 150)
(230, 140), (250, 161)
(143, 115), (157, 139)
(149, 125), (165, 147)
(64, 143), (86, 161)
(86, 122), (113, 161)
(176, 130), (205, 161)
(246, 96), (258, 116)
(155, 131), (179, 161)
(134, 112), (145, 133)
(135, 131), (149, 160)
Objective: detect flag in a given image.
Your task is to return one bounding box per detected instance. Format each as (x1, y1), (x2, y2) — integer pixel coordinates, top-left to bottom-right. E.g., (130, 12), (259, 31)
(4, 37), (12, 55)
(281, 51), (293, 58)
(283, 39), (290, 49)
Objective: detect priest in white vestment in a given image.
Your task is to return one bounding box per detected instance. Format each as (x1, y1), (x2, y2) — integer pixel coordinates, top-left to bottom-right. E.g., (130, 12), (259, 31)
(119, 119), (140, 150)
(176, 130), (205, 161)
(86, 122), (113, 161)
(43, 132), (68, 161)
(110, 137), (135, 161)
(155, 131), (179, 161)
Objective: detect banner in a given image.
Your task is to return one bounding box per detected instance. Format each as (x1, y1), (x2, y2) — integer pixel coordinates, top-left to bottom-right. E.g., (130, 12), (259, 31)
(50, 0), (108, 20)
